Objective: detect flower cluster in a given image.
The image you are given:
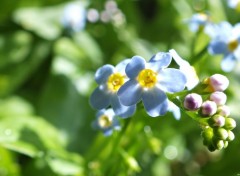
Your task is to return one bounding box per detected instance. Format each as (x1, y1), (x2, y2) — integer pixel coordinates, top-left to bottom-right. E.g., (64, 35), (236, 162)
(90, 51), (187, 121)
(183, 74), (236, 151)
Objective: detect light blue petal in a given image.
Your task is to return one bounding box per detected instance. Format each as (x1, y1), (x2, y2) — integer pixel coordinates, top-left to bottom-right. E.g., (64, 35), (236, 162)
(208, 40), (228, 55)
(118, 80), (142, 106)
(95, 64), (114, 84)
(115, 59), (131, 74)
(90, 87), (111, 109)
(103, 128), (113, 136)
(142, 88), (168, 117)
(168, 101), (181, 120)
(232, 23), (240, 39)
(221, 54), (236, 72)
(148, 52), (172, 71)
(158, 68), (187, 93)
(126, 56), (146, 79)
(111, 95), (136, 118)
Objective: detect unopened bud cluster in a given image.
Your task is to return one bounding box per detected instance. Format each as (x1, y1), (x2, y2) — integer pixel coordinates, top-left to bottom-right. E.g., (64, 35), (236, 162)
(183, 74), (236, 151)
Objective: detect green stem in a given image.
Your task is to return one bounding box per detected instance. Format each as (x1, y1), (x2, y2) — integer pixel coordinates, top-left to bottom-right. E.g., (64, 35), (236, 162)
(168, 94), (209, 127)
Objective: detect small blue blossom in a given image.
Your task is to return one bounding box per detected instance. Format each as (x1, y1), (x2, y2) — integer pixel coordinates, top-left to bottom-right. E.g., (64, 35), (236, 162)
(118, 53), (187, 117)
(92, 108), (121, 136)
(62, 3), (86, 32)
(90, 59), (136, 118)
(206, 21), (240, 72)
(185, 12), (211, 32)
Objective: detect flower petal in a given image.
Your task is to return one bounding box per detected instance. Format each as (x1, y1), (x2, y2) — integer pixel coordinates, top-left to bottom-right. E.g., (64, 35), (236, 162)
(118, 80), (142, 106)
(158, 68), (187, 93)
(90, 87), (110, 109)
(221, 54), (236, 72)
(208, 40), (228, 55)
(115, 59), (131, 74)
(95, 64), (114, 84)
(111, 95), (136, 118)
(168, 101), (181, 120)
(142, 88), (168, 117)
(126, 56), (146, 79)
(148, 52), (172, 71)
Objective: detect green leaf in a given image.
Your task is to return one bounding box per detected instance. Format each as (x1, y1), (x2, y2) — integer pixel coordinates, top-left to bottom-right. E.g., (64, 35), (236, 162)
(0, 96), (34, 117)
(73, 31), (103, 67)
(0, 37), (50, 97)
(37, 74), (95, 152)
(13, 6), (63, 40)
(46, 151), (85, 176)
(0, 146), (20, 176)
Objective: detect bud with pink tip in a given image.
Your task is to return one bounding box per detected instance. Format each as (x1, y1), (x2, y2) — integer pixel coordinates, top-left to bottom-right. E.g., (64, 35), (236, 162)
(184, 93), (203, 111)
(209, 114), (225, 127)
(201, 100), (217, 116)
(210, 91), (227, 105)
(217, 105), (230, 117)
(209, 74), (229, 91)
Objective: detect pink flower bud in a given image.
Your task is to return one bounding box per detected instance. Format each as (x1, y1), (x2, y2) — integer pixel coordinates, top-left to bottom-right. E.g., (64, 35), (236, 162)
(209, 115), (225, 127)
(217, 105), (230, 117)
(184, 93), (203, 111)
(210, 91), (227, 105)
(201, 100), (217, 116)
(209, 74), (229, 91)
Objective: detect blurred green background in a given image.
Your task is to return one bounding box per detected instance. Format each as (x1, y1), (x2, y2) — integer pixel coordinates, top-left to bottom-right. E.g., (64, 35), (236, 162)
(0, 0), (240, 175)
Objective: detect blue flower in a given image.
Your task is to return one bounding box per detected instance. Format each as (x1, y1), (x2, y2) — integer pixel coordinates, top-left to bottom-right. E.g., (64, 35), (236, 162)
(90, 59), (136, 118)
(186, 13), (211, 32)
(206, 21), (240, 72)
(92, 108), (121, 136)
(62, 3), (86, 32)
(118, 53), (187, 117)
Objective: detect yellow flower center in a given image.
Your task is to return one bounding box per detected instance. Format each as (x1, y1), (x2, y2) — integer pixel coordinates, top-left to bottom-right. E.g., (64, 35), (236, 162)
(137, 69), (157, 88)
(98, 115), (112, 128)
(107, 73), (125, 92)
(228, 40), (238, 52)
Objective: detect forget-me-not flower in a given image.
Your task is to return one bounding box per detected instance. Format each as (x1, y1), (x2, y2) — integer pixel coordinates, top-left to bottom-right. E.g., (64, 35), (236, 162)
(185, 12), (211, 32)
(62, 3), (86, 32)
(206, 21), (240, 72)
(118, 53), (187, 117)
(92, 108), (121, 136)
(90, 59), (136, 118)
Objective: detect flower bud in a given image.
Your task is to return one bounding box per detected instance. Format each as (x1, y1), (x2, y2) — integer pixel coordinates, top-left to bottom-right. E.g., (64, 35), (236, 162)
(227, 130), (235, 141)
(210, 91), (227, 105)
(224, 141), (228, 148)
(224, 118), (236, 130)
(215, 128), (228, 140)
(201, 100), (217, 116)
(217, 105), (230, 117)
(209, 74), (229, 91)
(184, 93), (203, 111)
(201, 127), (213, 144)
(207, 144), (216, 152)
(209, 115), (225, 127)
(215, 140), (224, 150)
